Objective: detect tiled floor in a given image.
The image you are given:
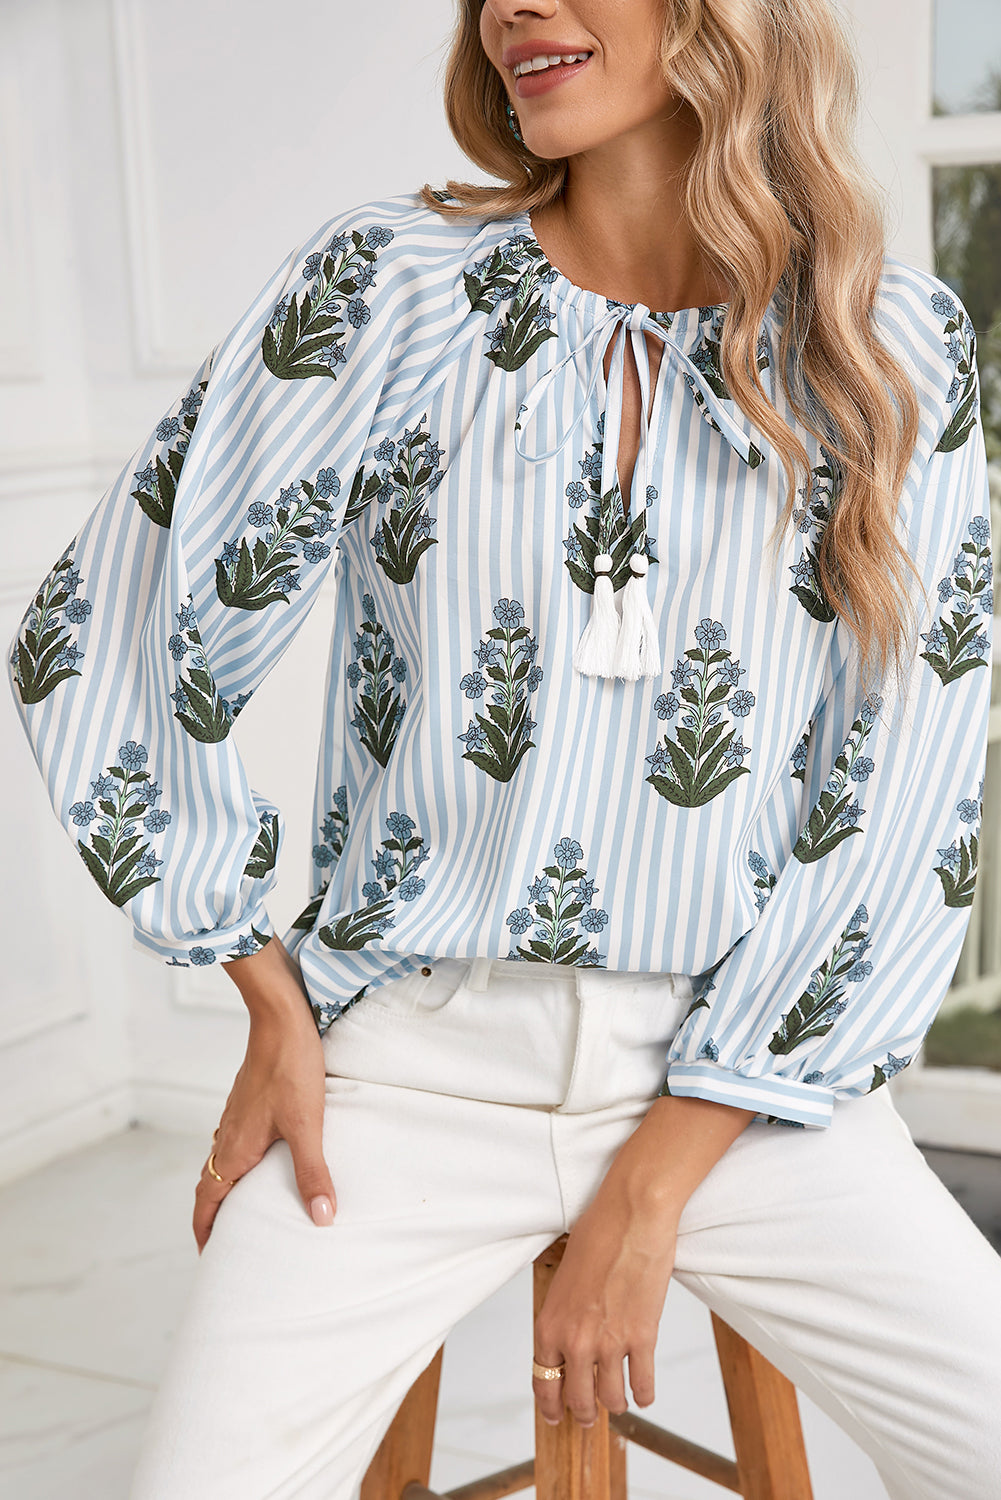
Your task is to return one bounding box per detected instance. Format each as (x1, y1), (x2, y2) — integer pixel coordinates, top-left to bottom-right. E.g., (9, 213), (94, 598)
(0, 1124), (996, 1499)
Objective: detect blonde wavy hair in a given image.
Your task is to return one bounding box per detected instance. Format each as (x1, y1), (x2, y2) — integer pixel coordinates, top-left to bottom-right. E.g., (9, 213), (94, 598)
(420, 0), (924, 704)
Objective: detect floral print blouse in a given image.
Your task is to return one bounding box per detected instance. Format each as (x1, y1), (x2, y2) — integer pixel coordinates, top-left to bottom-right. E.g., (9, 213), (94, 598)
(9, 189), (993, 1129)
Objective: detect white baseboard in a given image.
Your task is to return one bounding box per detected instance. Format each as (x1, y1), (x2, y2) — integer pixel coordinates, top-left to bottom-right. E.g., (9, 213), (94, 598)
(0, 1085), (134, 1188)
(0, 1080), (222, 1186)
(890, 1067), (1001, 1153)
(129, 1080), (227, 1137)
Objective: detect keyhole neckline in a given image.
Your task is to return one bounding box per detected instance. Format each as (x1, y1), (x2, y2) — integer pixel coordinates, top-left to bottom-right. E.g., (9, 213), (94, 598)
(593, 327), (669, 528)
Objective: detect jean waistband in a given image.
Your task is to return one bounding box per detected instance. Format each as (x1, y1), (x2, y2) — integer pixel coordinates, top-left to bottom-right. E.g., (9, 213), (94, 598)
(462, 955), (695, 999)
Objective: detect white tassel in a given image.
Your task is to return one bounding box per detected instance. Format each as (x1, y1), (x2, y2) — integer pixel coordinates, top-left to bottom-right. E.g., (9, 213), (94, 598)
(573, 552), (621, 677)
(612, 552), (662, 680)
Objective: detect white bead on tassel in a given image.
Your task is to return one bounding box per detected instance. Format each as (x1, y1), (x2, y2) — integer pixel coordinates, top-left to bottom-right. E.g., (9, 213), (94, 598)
(612, 552), (662, 680)
(573, 552), (621, 677)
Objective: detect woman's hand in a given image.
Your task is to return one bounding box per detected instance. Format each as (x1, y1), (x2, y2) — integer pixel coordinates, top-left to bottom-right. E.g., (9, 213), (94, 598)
(533, 1093), (756, 1426)
(532, 1170), (679, 1426)
(192, 936), (338, 1254)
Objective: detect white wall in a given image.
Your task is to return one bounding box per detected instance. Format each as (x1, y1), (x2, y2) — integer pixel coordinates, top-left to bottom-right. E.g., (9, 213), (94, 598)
(0, 0), (467, 1181)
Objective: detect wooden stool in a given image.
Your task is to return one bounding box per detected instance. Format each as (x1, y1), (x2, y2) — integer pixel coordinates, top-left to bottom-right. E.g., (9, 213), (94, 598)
(361, 1232), (814, 1499)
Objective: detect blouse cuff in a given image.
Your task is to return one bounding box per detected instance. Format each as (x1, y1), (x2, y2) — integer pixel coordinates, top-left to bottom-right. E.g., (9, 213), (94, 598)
(661, 1059), (836, 1128)
(131, 903), (275, 970)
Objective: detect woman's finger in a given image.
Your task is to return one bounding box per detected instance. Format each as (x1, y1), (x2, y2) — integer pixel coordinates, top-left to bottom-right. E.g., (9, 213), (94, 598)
(627, 1339), (657, 1408)
(285, 1120), (337, 1226)
(532, 1336), (568, 1425)
(594, 1345), (629, 1417)
(558, 1348), (599, 1428)
(192, 1149), (240, 1254)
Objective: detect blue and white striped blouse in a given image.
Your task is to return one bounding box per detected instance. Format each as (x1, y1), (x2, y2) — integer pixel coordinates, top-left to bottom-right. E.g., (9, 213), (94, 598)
(9, 189), (993, 1128)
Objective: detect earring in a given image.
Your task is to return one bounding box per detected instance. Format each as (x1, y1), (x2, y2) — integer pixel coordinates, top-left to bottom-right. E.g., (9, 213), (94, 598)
(505, 101), (525, 145)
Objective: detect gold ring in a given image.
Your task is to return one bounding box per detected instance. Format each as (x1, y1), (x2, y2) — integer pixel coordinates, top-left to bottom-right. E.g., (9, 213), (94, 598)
(532, 1359), (566, 1380)
(206, 1149), (237, 1186)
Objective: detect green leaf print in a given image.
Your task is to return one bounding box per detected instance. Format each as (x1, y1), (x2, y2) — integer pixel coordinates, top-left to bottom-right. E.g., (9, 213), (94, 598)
(788, 462), (839, 622)
(506, 837), (608, 965)
(768, 904), (872, 1054)
(369, 420), (442, 584)
(746, 850), (776, 912)
(130, 381), (208, 528)
(919, 518), (992, 685)
(933, 779), (983, 908)
(215, 476), (338, 611)
(168, 597), (240, 743)
(790, 722), (812, 783)
(645, 618), (754, 807)
(792, 697), (880, 864)
(464, 233), (559, 372)
(346, 598), (408, 768)
(930, 291), (978, 452)
(72, 744), (171, 908)
(226, 926), (272, 961)
(869, 1052), (910, 1091)
(317, 811), (428, 953)
(261, 226), (393, 381)
(683, 309), (768, 467)
(244, 812), (280, 879)
(12, 545), (91, 705)
(563, 420), (659, 595)
(291, 790), (351, 933)
(457, 598), (543, 783)
(342, 465), (385, 528)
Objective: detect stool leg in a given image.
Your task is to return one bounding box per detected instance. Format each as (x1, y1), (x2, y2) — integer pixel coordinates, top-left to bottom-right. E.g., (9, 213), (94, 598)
(360, 1344), (444, 1500)
(711, 1312), (814, 1500)
(533, 1235), (613, 1500)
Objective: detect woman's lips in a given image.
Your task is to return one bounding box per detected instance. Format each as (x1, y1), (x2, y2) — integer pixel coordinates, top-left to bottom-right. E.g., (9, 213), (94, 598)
(513, 55), (592, 98)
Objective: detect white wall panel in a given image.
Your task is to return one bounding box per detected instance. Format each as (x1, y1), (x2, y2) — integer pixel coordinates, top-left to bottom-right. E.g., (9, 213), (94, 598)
(1, 0), (469, 1177)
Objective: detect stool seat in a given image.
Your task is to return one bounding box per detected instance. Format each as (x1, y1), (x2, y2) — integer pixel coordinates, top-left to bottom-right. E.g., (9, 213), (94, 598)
(361, 1233), (814, 1499)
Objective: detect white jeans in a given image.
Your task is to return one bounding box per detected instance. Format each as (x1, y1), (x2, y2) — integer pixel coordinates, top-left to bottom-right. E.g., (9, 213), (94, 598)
(128, 955), (1001, 1500)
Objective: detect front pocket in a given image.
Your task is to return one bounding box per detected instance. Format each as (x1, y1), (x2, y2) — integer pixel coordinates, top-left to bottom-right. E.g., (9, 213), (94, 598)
(354, 957), (470, 1018)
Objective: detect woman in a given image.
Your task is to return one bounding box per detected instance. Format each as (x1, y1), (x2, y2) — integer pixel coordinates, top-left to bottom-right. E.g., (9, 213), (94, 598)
(9, 0), (1000, 1495)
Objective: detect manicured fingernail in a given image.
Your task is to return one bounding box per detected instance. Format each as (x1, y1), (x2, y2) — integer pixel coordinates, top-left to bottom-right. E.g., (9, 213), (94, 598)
(543, 1415), (561, 1426)
(310, 1195), (334, 1225)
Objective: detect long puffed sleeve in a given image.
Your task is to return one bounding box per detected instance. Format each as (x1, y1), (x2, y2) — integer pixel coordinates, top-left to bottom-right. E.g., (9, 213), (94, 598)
(8, 208), (401, 968)
(661, 293), (994, 1127)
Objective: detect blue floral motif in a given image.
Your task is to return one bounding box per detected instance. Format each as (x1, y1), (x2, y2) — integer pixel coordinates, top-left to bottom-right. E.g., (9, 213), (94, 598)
(563, 432), (657, 599)
(464, 232), (559, 371)
(129, 378), (209, 528)
(788, 457), (840, 622)
(934, 776), (983, 907)
(189, 947), (215, 966)
(74, 749), (172, 907)
(216, 470), (340, 611)
(931, 290), (979, 451)
(457, 598), (543, 782)
(770, 906), (874, 1054)
(646, 620), (754, 807)
(747, 848), (776, 912)
(920, 517), (992, 684)
(506, 836), (607, 965)
(317, 811), (429, 952)
(679, 307), (766, 466)
(346, 604), (408, 767)
(341, 415), (442, 585)
(169, 595), (236, 743)
(869, 1050), (912, 1091)
(12, 542), (94, 704)
(793, 697), (881, 863)
(263, 224), (394, 381)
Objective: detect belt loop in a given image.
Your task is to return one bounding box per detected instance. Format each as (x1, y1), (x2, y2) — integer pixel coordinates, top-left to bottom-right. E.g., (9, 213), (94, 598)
(467, 956), (493, 992)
